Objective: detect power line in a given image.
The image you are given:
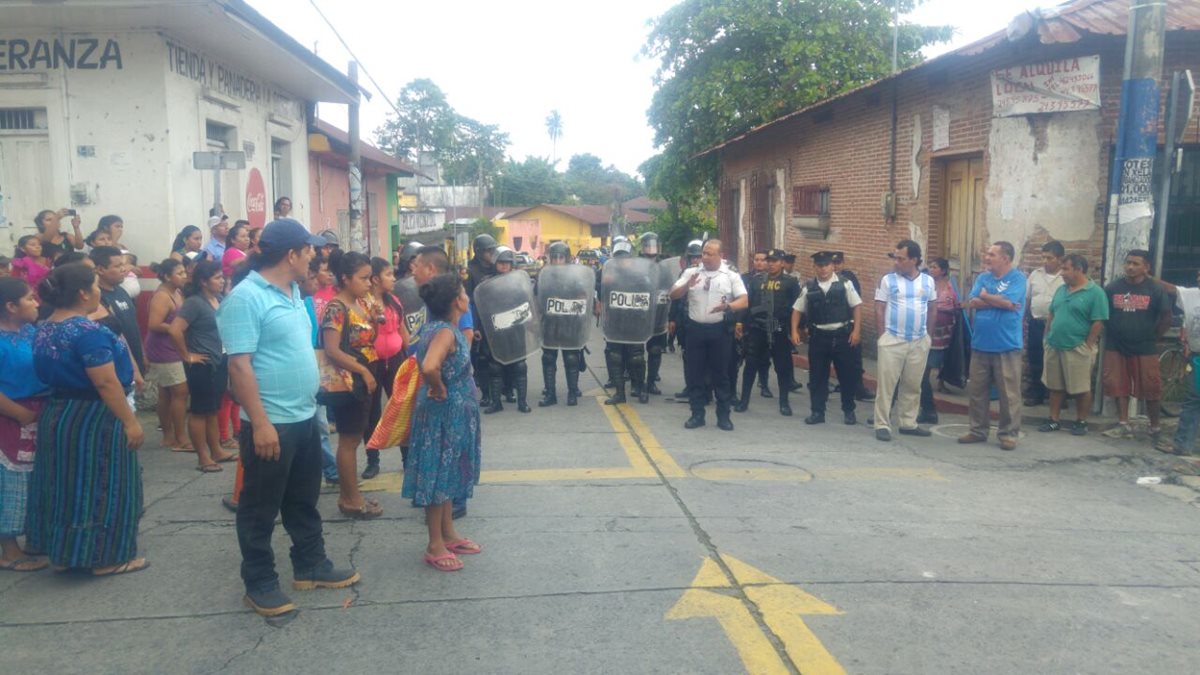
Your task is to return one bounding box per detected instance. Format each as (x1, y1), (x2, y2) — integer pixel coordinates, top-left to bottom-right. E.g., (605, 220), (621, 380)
(307, 0), (401, 117)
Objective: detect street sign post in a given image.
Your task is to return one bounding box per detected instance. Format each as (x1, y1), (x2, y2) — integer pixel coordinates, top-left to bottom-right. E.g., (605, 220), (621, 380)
(193, 150), (246, 219)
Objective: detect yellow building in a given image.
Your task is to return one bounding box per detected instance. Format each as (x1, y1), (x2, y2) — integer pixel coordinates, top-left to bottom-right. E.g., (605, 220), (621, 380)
(498, 204), (652, 257)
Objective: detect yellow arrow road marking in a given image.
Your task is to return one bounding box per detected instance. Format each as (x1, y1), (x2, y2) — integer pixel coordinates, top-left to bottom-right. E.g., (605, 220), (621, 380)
(668, 555), (846, 675)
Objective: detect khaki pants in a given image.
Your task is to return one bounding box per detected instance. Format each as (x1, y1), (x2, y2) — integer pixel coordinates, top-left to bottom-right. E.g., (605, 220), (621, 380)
(874, 333), (931, 430)
(968, 350), (1022, 440)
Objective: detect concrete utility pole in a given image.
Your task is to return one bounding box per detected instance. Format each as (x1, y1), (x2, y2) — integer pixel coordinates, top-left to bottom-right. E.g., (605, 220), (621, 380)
(1105, 0), (1166, 282)
(348, 60), (366, 253)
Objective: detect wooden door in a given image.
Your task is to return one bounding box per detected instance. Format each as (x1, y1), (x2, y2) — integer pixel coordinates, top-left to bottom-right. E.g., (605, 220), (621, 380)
(943, 157), (984, 298)
(0, 134), (53, 250)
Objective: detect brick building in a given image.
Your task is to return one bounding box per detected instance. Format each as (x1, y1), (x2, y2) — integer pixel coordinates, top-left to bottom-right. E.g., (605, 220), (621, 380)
(703, 0), (1200, 345)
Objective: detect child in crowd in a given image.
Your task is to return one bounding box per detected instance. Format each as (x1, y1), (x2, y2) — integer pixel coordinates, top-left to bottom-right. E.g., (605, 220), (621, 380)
(11, 236), (51, 293)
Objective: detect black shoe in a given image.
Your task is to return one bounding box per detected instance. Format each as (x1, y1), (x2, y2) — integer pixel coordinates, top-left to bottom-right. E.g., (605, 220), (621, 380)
(733, 401), (748, 413)
(1070, 420), (1089, 436)
(674, 390), (689, 399)
(567, 391), (579, 406)
(805, 413), (825, 425)
(518, 403), (532, 413)
(483, 401), (503, 414)
(638, 392), (650, 404)
(647, 383), (662, 395)
(323, 477), (339, 488)
(452, 505), (467, 520)
(684, 415), (705, 429)
(293, 559), (361, 591)
(360, 463), (380, 480)
(759, 386), (774, 399)
(244, 584), (297, 617)
(898, 427), (932, 437)
(916, 410), (939, 425)
(604, 393), (627, 405)
(856, 392), (876, 402)
(505, 392), (516, 403)
(717, 417), (734, 431)
(539, 394), (557, 407)
(779, 402), (792, 417)
(1023, 397), (1045, 407)
(875, 428), (892, 442)
(844, 410), (857, 425)
(1039, 420), (1061, 432)
(668, 345), (675, 353)
(790, 383), (804, 393)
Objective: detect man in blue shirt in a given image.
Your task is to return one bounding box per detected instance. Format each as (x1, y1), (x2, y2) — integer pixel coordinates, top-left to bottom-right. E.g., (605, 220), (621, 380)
(959, 241), (1027, 450)
(217, 219), (359, 617)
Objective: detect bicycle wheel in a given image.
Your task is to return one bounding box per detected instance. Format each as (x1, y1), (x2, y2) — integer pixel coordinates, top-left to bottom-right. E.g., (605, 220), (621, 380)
(1160, 346), (1185, 418)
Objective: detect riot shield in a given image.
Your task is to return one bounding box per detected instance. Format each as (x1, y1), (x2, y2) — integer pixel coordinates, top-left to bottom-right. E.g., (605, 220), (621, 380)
(600, 257), (657, 344)
(394, 276), (427, 343)
(537, 264), (594, 350)
(474, 270), (542, 365)
(653, 257), (682, 336)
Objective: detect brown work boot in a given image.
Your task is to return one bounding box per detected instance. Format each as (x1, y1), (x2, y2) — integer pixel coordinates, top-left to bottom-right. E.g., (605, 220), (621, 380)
(998, 437), (1018, 451)
(957, 433), (986, 444)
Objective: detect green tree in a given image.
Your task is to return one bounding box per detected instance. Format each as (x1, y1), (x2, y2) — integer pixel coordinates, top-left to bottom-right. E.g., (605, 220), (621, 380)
(639, 152), (714, 255)
(492, 156), (567, 206)
(644, 0), (951, 199)
(563, 153), (645, 205)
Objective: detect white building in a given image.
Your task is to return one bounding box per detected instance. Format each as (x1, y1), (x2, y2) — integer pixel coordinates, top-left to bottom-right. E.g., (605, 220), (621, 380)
(0, 0), (358, 259)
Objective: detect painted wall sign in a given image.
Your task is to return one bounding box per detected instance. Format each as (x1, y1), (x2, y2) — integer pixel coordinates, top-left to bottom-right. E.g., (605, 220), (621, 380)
(0, 37), (122, 71)
(245, 168), (267, 230)
(165, 39), (300, 119)
(991, 55), (1101, 117)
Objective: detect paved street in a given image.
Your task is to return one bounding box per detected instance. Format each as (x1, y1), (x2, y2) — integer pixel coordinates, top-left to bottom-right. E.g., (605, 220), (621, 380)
(4, 336), (1200, 674)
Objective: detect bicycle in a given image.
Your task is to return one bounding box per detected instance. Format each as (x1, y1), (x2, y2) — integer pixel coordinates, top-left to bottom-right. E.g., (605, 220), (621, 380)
(1160, 327), (1186, 418)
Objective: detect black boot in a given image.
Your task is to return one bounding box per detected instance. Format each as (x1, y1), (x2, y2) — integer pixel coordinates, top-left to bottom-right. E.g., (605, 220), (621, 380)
(734, 368), (754, 412)
(539, 363), (557, 407)
(565, 365), (580, 407)
(516, 370), (532, 413)
(484, 374), (504, 414)
(604, 349), (626, 405)
(646, 350), (663, 395)
(362, 449), (380, 479)
(778, 388), (792, 417)
(631, 369), (649, 404)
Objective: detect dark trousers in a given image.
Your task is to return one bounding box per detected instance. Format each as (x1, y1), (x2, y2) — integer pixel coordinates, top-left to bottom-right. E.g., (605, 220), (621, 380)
(237, 417), (327, 593)
(1027, 318), (1047, 399)
(808, 329), (859, 414)
(742, 328), (793, 395)
(686, 321), (733, 417)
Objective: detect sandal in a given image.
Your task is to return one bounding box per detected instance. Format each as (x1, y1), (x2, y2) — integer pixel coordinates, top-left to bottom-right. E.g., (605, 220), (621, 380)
(338, 501), (383, 520)
(424, 551), (462, 572)
(445, 539), (482, 555)
(220, 438), (238, 449)
(196, 463), (223, 473)
(92, 558), (150, 577)
(170, 445), (195, 453)
(213, 453), (238, 463)
(0, 556), (49, 572)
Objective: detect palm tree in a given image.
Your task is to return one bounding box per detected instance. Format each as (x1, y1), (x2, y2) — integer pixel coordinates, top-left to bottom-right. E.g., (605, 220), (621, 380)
(545, 110), (563, 165)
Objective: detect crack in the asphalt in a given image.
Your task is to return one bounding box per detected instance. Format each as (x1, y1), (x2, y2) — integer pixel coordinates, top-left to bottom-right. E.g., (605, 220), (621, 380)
(211, 630), (269, 673)
(584, 367), (802, 675)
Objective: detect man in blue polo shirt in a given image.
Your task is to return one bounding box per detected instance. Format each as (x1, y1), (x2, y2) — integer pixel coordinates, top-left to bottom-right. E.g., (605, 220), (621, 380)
(218, 218), (360, 617)
(960, 241), (1027, 450)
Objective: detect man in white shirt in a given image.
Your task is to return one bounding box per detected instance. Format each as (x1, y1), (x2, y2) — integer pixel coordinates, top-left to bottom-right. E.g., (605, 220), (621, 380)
(790, 251), (863, 426)
(670, 240), (748, 431)
(873, 240), (938, 441)
(1025, 240), (1065, 406)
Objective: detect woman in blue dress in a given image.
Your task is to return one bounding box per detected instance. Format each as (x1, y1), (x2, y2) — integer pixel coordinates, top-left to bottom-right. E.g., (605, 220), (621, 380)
(401, 273), (481, 572)
(27, 263), (147, 575)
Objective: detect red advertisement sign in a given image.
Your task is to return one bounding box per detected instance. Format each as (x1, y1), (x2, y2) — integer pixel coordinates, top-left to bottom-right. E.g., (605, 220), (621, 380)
(245, 168), (267, 229)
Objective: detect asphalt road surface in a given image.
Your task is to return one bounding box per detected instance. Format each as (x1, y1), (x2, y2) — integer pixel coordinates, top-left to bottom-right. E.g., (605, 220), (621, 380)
(4, 335), (1199, 674)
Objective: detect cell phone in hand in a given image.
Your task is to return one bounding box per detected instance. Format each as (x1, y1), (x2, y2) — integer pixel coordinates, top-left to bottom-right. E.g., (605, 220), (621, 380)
(66, 209), (77, 216)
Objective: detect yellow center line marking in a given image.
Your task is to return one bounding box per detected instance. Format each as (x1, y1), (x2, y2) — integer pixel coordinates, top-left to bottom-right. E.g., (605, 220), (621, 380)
(607, 397), (688, 478)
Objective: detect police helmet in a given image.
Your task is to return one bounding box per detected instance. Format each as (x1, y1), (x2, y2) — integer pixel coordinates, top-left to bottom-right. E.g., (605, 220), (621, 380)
(547, 241), (571, 262)
(639, 232), (660, 257)
(612, 235), (629, 246)
(685, 239), (703, 258)
(473, 233), (498, 254)
(613, 240), (634, 257)
(495, 246), (515, 265)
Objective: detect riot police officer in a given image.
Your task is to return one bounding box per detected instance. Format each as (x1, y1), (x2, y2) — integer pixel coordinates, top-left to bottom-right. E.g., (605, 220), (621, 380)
(468, 234), (499, 403)
(537, 242), (589, 407)
(601, 239), (652, 405)
(736, 249), (801, 416)
(395, 241), (423, 278)
(480, 249), (532, 414)
(640, 232), (668, 395)
(670, 240), (704, 399)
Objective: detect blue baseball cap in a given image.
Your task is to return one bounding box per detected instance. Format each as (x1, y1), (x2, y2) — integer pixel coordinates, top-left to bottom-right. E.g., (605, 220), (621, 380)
(258, 218), (326, 253)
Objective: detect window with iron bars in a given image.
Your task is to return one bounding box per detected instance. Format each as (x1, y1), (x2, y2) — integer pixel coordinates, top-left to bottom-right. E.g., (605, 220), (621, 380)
(791, 185), (830, 217)
(0, 108), (48, 131)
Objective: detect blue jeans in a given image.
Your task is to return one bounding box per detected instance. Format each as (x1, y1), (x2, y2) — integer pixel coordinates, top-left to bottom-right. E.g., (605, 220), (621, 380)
(1173, 357), (1200, 452)
(316, 405), (338, 481)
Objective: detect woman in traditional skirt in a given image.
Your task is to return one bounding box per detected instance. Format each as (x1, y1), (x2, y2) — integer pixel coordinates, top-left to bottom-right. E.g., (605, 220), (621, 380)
(27, 263), (147, 575)
(0, 278), (49, 572)
(401, 273), (481, 572)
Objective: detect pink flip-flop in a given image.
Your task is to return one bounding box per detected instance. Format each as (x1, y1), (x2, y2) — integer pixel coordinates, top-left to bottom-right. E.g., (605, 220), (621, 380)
(445, 539), (482, 555)
(424, 551), (463, 572)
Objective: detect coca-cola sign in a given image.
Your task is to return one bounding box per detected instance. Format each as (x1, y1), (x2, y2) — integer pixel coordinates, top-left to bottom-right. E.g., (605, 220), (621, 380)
(245, 168), (267, 229)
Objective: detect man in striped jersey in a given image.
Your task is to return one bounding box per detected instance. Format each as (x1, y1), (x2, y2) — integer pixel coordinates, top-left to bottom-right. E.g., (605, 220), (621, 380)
(872, 240), (938, 442)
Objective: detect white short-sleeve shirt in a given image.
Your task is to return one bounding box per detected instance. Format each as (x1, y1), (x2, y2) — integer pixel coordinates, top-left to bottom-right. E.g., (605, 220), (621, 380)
(672, 265), (747, 325)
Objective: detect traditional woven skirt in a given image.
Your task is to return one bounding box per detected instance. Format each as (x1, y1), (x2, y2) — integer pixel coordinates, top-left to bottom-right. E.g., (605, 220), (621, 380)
(25, 396), (142, 568)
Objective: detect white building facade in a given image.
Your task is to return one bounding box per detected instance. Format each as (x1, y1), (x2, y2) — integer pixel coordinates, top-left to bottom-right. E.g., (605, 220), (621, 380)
(0, 0), (358, 260)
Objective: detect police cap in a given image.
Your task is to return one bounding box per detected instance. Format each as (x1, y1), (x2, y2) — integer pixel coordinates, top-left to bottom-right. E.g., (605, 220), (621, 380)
(811, 251), (834, 265)
(766, 248), (787, 261)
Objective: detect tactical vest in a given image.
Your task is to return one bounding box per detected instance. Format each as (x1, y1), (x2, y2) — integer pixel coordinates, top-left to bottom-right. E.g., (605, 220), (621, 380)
(804, 278), (851, 328)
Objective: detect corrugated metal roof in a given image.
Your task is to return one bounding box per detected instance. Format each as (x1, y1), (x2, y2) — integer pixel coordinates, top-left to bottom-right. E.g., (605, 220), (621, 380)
(504, 204), (655, 226)
(700, 0), (1200, 157)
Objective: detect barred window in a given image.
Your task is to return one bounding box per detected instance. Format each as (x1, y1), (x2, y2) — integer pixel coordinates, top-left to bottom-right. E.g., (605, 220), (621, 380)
(0, 108), (47, 131)
(791, 185), (830, 217)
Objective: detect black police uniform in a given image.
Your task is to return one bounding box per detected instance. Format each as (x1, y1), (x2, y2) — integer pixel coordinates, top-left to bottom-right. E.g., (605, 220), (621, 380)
(535, 268), (586, 408)
(834, 263), (874, 401)
(643, 253), (668, 396)
(737, 270), (800, 414)
(600, 258), (648, 405)
(798, 275), (862, 421)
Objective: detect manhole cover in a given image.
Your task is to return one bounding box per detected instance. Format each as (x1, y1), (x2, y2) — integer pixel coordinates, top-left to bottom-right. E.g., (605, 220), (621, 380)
(689, 459), (813, 483)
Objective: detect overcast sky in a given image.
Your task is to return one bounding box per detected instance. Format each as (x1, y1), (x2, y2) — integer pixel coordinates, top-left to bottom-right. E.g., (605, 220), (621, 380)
(247, 0), (1051, 177)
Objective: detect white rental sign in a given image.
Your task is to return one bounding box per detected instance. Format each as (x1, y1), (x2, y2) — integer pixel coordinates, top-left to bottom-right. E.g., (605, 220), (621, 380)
(991, 55), (1101, 117)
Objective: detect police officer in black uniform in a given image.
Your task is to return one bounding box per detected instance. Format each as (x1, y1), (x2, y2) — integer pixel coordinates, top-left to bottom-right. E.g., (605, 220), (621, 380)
(640, 231), (668, 396)
(481, 249), (531, 414)
(831, 251), (875, 402)
(538, 242), (585, 407)
(670, 240), (704, 399)
(602, 239), (649, 405)
(467, 234), (498, 404)
(790, 251), (864, 425)
(736, 249), (801, 416)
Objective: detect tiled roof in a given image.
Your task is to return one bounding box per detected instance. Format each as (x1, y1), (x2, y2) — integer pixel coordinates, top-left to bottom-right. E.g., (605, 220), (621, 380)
(505, 204), (655, 226)
(623, 196), (668, 212)
(313, 120), (425, 177)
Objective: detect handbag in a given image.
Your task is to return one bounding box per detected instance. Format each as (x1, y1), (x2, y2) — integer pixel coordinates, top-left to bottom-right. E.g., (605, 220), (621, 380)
(366, 354), (423, 450)
(316, 300), (370, 406)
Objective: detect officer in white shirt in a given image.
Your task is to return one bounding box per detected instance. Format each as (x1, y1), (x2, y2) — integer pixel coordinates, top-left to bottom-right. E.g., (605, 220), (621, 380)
(1025, 241), (1065, 405)
(670, 240), (748, 431)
